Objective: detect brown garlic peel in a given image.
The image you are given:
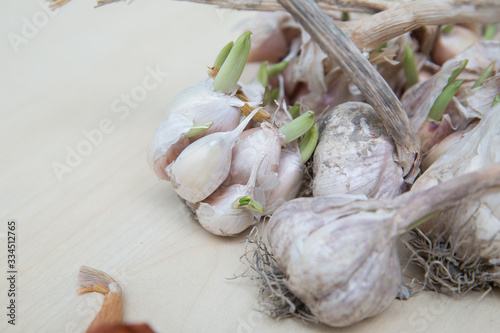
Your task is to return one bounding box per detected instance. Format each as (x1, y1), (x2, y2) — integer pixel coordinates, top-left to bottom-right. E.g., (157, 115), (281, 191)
(312, 102), (405, 198)
(87, 323), (156, 333)
(77, 266), (123, 333)
(268, 164), (500, 327)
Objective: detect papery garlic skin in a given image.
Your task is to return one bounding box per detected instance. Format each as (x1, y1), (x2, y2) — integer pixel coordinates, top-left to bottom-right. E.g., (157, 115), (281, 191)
(147, 114), (194, 180)
(169, 77), (245, 138)
(268, 195), (401, 327)
(312, 102), (404, 198)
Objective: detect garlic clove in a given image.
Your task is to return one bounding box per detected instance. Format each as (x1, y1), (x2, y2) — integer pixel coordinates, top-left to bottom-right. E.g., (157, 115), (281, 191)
(312, 102), (405, 199)
(169, 77), (244, 138)
(195, 154), (265, 236)
(264, 144), (304, 215)
(228, 121), (284, 187)
(167, 108), (260, 203)
(195, 185), (257, 236)
(147, 114), (195, 180)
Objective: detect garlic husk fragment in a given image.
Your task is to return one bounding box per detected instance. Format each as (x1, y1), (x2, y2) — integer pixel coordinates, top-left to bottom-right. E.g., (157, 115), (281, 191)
(195, 156), (264, 236)
(268, 164), (500, 327)
(312, 102), (405, 198)
(264, 144), (304, 215)
(167, 108), (260, 203)
(462, 73), (500, 115)
(169, 77), (246, 138)
(77, 266), (123, 333)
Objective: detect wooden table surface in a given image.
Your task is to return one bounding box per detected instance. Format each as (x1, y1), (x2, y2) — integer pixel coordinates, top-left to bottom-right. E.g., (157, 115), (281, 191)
(1, 1), (499, 332)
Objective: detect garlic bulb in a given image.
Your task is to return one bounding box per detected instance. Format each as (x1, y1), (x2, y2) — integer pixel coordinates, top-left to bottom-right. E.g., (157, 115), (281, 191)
(268, 164), (500, 327)
(312, 102), (405, 198)
(195, 155), (265, 236)
(167, 108), (260, 203)
(411, 106), (500, 259)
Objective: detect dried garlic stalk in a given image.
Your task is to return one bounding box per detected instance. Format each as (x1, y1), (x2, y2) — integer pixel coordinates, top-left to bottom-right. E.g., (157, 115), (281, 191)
(278, 0), (421, 182)
(77, 266), (124, 332)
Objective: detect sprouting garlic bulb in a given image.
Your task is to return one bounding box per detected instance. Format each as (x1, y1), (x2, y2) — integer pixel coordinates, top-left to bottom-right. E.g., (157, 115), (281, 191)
(268, 165), (500, 327)
(264, 144), (304, 215)
(228, 121), (285, 187)
(312, 102), (404, 198)
(167, 108), (260, 203)
(195, 155), (265, 236)
(412, 106), (500, 258)
(147, 114), (194, 180)
(168, 77), (247, 139)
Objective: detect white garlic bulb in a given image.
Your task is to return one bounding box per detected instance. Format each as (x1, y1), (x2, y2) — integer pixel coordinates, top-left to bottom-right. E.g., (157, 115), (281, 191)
(312, 102), (405, 198)
(167, 108), (260, 203)
(268, 165), (500, 327)
(412, 106), (500, 258)
(269, 194), (401, 327)
(195, 156), (265, 236)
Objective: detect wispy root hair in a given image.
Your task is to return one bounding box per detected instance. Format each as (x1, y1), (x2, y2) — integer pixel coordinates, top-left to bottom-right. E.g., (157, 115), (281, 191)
(403, 217), (500, 296)
(234, 224), (317, 323)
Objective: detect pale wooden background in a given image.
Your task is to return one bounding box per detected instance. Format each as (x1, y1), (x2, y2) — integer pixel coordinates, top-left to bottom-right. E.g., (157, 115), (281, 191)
(1, 0), (499, 332)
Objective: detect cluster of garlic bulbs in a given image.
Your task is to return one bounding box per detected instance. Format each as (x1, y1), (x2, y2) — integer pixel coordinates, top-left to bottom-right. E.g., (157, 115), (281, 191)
(239, 11), (500, 329)
(148, 32), (317, 236)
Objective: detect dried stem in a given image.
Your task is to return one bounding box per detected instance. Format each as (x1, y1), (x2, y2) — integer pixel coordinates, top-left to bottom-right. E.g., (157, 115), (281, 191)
(393, 163), (500, 233)
(278, 0), (420, 180)
(77, 266), (124, 333)
(184, 0), (397, 13)
(343, 0), (500, 49)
